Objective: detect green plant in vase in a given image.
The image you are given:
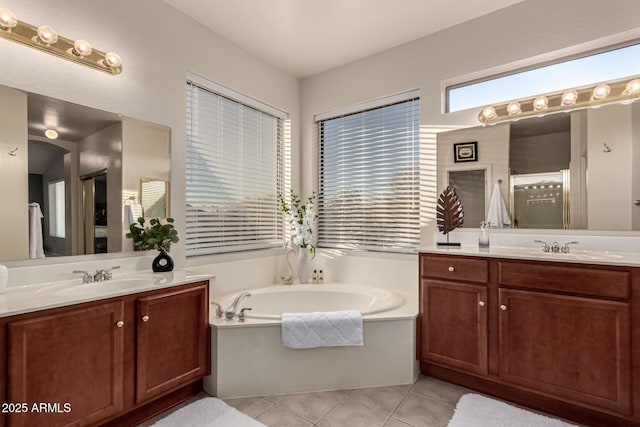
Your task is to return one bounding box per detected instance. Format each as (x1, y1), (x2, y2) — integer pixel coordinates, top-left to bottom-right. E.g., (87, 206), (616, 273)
(126, 217), (179, 272)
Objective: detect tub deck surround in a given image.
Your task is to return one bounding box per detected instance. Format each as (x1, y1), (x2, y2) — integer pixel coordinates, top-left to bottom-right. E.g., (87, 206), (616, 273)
(0, 269), (213, 317)
(206, 282), (418, 398)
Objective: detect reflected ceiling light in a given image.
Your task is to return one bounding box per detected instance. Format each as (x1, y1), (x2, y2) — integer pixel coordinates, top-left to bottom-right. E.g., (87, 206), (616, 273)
(477, 76), (640, 125)
(0, 12), (122, 75)
(623, 79), (640, 96)
(44, 129), (58, 139)
(72, 39), (92, 56)
(533, 96), (548, 111)
(0, 8), (17, 29)
(507, 101), (521, 115)
(561, 90), (578, 106)
(36, 25), (58, 45)
(591, 84), (610, 100)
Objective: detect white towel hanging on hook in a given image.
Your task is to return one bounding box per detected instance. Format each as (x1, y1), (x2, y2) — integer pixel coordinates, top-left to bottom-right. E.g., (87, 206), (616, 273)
(486, 182), (511, 228)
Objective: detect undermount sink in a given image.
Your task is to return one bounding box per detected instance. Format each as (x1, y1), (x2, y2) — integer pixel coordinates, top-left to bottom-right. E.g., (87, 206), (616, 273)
(506, 248), (624, 261)
(50, 275), (168, 297)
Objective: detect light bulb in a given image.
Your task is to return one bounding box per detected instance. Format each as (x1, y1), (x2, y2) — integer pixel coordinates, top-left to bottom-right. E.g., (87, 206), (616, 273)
(104, 52), (122, 68)
(45, 129), (58, 140)
(73, 39), (92, 56)
(533, 96), (548, 111)
(481, 106), (496, 120)
(623, 79), (640, 96)
(592, 84), (610, 100)
(0, 8), (17, 29)
(37, 26), (58, 44)
(561, 90), (578, 106)
(507, 101), (521, 115)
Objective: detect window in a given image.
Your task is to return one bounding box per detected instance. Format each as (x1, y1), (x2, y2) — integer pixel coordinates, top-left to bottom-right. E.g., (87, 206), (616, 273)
(317, 92), (420, 253)
(447, 42), (640, 112)
(185, 74), (290, 256)
(48, 180), (65, 238)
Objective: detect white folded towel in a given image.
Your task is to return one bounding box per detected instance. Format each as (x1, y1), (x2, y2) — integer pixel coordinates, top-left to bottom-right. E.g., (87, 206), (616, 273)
(486, 182), (511, 228)
(281, 310), (364, 349)
(126, 204), (143, 224)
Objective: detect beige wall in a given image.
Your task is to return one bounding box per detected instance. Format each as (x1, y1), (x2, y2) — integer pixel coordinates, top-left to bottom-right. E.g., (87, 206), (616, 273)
(0, 86), (28, 261)
(587, 104), (634, 230)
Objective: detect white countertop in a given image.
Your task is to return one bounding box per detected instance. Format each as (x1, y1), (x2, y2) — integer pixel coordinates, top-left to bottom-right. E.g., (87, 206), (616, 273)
(419, 244), (640, 267)
(0, 269), (213, 318)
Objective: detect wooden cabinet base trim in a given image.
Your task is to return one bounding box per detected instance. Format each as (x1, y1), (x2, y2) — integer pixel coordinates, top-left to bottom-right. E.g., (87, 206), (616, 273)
(100, 379), (203, 427)
(421, 363), (638, 427)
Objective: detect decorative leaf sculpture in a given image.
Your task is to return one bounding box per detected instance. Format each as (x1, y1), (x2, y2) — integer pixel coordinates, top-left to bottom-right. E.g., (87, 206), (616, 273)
(436, 186), (464, 235)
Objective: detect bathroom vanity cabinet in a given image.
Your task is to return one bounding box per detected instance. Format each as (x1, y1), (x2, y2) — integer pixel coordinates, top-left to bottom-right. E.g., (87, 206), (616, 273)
(0, 280), (209, 427)
(419, 253), (637, 427)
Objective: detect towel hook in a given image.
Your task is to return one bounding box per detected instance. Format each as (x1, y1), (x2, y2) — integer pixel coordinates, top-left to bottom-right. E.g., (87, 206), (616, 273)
(497, 179), (502, 184)
(8, 147), (18, 157)
(603, 143), (611, 153)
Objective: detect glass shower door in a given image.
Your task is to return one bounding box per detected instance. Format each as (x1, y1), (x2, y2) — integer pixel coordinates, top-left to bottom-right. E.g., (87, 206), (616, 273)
(510, 170), (569, 229)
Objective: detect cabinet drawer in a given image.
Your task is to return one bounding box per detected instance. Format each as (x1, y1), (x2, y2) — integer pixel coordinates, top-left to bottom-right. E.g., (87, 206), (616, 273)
(498, 261), (630, 299)
(420, 254), (488, 284)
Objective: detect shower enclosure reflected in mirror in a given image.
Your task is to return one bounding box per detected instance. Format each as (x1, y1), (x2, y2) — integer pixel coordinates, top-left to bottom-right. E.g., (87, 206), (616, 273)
(141, 178), (169, 219)
(0, 83), (171, 263)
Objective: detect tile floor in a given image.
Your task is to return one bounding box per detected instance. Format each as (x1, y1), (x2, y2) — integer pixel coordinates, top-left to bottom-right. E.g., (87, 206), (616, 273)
(140, 375), (576, 427)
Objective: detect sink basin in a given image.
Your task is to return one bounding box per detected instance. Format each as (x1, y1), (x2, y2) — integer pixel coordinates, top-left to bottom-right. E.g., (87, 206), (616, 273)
(55, 276), (167, 296)
(504, 248), (624, 262)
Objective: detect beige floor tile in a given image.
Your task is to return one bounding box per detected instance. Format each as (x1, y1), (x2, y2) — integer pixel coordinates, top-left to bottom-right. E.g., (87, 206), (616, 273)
(223, 396), (273, 418)
(410, 375), (470, 406)
(393, 393), (454, 427)
(256, 405), (314, 427)
(317, 394), (390, 427)
(392, 383), (414, 395)
(384, 417), (415, 427)
(275, 391), (343, 423)
(349, 385), (407, 413)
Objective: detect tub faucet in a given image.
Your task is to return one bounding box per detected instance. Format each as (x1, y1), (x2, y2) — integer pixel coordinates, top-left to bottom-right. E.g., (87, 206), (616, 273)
(225, 292), (251, 320)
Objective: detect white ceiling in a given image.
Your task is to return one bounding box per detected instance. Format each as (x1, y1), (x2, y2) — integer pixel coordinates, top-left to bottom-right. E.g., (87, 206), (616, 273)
(162, 0), (524, 78)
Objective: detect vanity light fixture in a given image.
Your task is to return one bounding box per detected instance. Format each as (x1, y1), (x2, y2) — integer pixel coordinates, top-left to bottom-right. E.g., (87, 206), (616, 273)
(44, 129), (58, 140)
(0, 8), (122, 75)
(478, 75), (640, 125)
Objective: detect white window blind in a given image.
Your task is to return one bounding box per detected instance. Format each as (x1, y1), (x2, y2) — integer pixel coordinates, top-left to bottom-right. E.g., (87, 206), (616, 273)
(186, 78), (289, 256)
(317, 96), (420, 253)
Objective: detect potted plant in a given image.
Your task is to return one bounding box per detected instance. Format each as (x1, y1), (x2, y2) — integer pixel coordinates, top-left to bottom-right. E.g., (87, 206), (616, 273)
(126, 217), (179, 272)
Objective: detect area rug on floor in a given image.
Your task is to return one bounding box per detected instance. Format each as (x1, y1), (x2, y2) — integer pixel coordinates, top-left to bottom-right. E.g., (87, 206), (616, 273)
(150, 397), (266, 427)
(448, 394), (578, 427)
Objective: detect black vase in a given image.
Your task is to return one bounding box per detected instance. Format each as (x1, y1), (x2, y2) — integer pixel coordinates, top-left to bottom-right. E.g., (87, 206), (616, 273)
(152, 250), (174, 272)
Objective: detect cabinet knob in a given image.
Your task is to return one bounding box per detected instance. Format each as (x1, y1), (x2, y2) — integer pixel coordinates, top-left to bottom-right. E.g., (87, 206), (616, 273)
(500, 304), (508, 311)
(448, 266), (455, 272)
(478, 301), (486, 307)
(141, 315), (150, 322)
(116, 320), (125, 328)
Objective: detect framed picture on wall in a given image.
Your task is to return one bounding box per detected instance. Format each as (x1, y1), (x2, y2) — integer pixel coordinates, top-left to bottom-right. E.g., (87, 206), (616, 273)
(453, 141), (478, 163)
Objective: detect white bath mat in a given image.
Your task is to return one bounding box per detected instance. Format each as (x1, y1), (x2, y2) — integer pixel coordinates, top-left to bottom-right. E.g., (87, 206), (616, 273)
(448, 394), (579, 427)
(150, 397), (266, 427)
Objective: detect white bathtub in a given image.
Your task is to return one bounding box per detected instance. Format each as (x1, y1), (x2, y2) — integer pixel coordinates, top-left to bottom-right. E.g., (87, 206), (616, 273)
(205, 283), (418, 398)
(217, 284), (405, 319)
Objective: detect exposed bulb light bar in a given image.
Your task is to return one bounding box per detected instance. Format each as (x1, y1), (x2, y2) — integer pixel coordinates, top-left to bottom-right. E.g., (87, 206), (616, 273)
(0, 8), (121, 75)
(478, 76), (640, 125)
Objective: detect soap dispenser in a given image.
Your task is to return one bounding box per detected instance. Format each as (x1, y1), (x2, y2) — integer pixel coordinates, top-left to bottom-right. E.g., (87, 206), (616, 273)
(479, 221), (490, 248)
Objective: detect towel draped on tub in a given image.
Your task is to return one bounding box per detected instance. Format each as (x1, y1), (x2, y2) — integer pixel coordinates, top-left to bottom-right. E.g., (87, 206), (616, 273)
(281, 309), (364, 349)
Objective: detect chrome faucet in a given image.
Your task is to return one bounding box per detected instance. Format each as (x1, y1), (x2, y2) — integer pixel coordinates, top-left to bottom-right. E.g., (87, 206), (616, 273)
(93, 265), (121, 282)
(550, 242), (560, 253)
(533, 240), (550, 253)
(225, 292), (251, 320)
(211, 302), (224, 318)
(73, 270), (93, 283)
(561, 241), (579, 253)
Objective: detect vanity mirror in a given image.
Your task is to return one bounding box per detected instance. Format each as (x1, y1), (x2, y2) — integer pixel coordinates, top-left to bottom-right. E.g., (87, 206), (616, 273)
(0, 83), (170, 263)
(438, 101), (640, 231)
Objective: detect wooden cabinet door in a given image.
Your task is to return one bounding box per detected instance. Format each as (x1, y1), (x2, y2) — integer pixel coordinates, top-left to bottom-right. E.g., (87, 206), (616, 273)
(7, 301), (125, 427)
(421, 279), (488, 375)
(136, 283), (208, 403)
(499, 288), (631, 415)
